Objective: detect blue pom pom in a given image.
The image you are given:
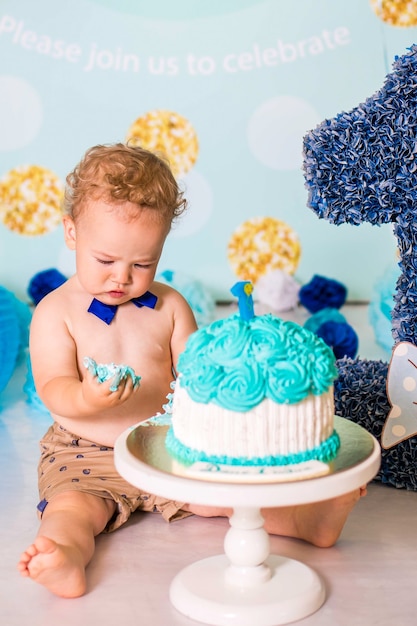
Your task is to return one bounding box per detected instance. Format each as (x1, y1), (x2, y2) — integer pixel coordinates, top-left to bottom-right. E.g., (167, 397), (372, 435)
(304, 307), (346, 334)
(157, 269), (215, 327)
(14, 298), (32, 361)
(369, 264), (400, 354)
(316, 320), (358, 359)
(299, 275), (347, 313)
(0, 287), (21, 393)
(28, 268), (67, 305)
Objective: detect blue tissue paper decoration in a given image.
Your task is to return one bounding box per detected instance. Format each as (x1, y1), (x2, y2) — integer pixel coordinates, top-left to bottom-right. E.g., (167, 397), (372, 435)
(0, 287), (32, 394)
(305, 308), (358, 359)
(303, 44), (417, 489)
(28, 268), (67, 305)
(157, 269), (215, 327)
(299, 275), (347, 314)
(316, 320), (358, 360)
(304, 307), (346, 334)
(369, 264), (400, 354)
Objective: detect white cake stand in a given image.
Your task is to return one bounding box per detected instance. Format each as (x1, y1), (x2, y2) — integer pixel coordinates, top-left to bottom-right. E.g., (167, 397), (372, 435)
(115, 416), (380, 626)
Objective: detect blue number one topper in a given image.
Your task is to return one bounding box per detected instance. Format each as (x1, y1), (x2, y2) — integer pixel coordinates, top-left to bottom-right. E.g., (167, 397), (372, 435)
(231, 281), (255, 321)
(303, 44), (417, 449)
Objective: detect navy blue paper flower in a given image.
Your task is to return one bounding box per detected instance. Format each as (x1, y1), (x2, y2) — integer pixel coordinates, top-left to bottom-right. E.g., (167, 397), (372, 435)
(299, 275), (347, 313)
(28, 268), (67, 305)
(316, 320), (358, 359)
(304, 307), (358, 359)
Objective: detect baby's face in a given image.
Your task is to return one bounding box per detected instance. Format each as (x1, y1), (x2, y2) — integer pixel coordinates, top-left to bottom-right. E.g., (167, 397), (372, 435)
(63, 199), (169, 303)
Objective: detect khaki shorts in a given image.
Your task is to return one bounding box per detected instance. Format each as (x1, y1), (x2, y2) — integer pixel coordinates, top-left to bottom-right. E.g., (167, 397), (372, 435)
(37, 422), (192, 532)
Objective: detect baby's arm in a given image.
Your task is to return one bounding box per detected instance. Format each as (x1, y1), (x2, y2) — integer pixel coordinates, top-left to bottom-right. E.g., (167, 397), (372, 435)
(168, 289), (198, 374)
(29, 295), (138, 418)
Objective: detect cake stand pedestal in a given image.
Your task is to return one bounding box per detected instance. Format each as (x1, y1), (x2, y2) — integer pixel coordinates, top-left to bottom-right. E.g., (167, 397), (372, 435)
(115, 416), (380, 626)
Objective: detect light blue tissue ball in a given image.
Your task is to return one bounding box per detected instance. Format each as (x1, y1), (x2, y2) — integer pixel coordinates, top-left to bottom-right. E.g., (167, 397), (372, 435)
(0, 288), (23, 393)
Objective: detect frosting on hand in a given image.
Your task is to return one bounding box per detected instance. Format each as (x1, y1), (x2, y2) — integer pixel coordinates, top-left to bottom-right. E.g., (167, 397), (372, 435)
(83, 356), (141, 392)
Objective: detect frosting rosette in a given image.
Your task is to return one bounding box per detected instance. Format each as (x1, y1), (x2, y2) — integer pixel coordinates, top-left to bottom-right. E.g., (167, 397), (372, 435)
(205, 316), (250, 366)
(181, 324), (213, 357)
(178, 362), (224, 403)
(178, 312), (337, 409)
(215, 361), (265, 410)
(247, 315), (288, 363)
(308, 343), (340, 395)
(265, 361), (311, 404)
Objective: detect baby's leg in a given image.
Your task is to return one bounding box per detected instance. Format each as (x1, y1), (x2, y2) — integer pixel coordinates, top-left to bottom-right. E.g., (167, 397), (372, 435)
(18, 491), (116, 598)
(186, 486), (367, 548)
(262, 486), (367, 548)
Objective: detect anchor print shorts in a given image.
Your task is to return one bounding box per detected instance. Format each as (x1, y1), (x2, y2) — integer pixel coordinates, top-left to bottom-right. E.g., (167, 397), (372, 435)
(37, 422), (191, 532)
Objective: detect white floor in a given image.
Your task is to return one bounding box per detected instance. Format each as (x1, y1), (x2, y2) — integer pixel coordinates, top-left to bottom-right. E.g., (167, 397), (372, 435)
(2, 304), (417, 626)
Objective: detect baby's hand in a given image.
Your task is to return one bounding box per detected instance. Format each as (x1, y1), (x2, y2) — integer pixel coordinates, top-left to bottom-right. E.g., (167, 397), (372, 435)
(82, 357), (141, 407)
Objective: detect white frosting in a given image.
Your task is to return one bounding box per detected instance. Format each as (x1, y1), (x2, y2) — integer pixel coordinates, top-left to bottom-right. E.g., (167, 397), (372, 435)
(171, 377), (334, 459)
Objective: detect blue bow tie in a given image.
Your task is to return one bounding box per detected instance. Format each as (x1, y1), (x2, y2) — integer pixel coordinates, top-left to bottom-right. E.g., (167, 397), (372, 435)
(88, 290), (158, 324)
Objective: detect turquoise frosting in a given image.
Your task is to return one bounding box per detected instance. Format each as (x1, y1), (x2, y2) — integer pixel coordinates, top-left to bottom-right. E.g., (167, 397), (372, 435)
(83, 356), (141, 391)
(177, 313), (338, 411)
(166, 426), (340, 467)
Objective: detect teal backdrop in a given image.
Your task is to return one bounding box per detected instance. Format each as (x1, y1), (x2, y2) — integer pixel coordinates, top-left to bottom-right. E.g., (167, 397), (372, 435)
(0, 0), (415, 302)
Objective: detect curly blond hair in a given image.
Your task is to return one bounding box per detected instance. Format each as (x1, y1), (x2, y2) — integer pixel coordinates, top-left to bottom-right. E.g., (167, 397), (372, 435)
(64, 143), (187, 224)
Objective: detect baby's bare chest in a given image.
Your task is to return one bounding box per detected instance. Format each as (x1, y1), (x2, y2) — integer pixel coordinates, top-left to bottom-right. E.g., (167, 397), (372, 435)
(69, 306), (172, 375)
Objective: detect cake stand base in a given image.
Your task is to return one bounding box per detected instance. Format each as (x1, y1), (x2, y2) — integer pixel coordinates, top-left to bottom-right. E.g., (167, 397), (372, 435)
(115, 417), (381, 626)
(170, 554), (325, 626)
(170, 506), (324, 625)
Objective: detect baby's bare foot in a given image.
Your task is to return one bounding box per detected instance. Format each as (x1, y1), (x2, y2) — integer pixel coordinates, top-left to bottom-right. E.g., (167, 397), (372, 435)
(294, 486), (368, 548)
(17, 536), (86, 598)
(261, 485), (368, 548)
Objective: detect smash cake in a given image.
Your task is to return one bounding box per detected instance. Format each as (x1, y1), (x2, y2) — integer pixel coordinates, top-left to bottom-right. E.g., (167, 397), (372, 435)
(165, 282), (340, 480)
